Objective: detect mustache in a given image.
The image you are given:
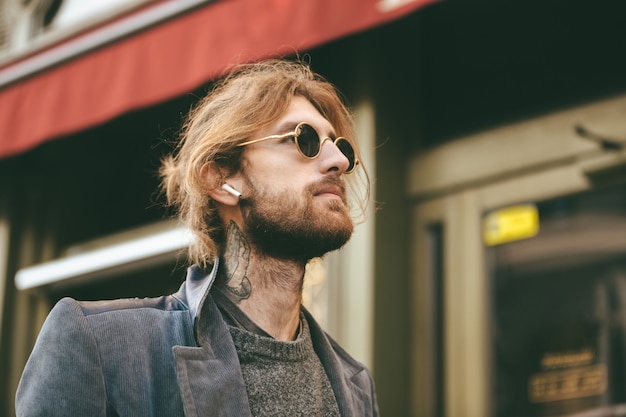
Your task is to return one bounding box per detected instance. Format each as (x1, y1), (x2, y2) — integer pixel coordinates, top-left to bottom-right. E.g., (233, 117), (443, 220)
(307, 177), (347, 202)
(239, 175), (348, 206)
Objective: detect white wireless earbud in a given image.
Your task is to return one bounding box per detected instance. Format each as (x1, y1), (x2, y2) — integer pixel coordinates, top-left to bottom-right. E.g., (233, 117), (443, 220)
(221, 183), (242, 199)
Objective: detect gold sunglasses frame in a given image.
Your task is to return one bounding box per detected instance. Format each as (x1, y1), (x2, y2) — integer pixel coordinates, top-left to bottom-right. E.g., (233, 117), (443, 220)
(236, 122), (359, 174)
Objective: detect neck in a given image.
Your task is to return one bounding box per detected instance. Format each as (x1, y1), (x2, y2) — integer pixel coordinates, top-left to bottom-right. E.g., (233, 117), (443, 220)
(217, 221), (307, 341)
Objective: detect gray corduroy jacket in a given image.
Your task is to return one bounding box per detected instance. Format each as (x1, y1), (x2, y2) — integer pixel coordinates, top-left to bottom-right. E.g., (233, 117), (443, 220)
(16, 262), (379, 417)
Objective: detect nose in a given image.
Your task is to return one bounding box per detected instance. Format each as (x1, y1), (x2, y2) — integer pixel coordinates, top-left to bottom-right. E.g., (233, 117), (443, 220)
(318, 138), (350, 175)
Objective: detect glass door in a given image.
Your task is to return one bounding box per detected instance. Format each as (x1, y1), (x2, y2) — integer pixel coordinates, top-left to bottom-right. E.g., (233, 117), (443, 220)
(490, 184), (626, 417)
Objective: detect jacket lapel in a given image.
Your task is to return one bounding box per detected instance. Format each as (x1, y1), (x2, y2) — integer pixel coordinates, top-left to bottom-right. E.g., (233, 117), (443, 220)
(173, 286), (252, 417)
(304, 309), (375, 417)
(173, 345), (251, 417)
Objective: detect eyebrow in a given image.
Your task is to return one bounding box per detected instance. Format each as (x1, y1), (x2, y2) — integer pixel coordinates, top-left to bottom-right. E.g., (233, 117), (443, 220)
(273, 120), (338, 139)
(271, 120), (301, 135)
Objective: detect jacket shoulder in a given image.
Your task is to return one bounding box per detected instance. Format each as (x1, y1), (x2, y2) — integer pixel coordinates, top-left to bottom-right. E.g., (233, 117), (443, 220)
(76, 293), (188, 316)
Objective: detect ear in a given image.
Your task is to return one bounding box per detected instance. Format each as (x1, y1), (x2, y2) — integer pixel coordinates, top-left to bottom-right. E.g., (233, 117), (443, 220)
(201, 162), (242, 206)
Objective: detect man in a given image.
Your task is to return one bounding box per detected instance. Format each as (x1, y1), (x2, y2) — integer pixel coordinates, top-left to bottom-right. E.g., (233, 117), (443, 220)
(16, 59), (378, 416)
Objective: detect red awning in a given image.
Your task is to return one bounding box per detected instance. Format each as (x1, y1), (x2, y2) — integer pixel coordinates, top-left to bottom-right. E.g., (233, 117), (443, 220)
(0, 0), (435, 158)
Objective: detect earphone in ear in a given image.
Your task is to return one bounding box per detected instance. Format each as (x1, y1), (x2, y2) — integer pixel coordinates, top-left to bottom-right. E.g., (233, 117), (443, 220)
(221, 183), (242, 199)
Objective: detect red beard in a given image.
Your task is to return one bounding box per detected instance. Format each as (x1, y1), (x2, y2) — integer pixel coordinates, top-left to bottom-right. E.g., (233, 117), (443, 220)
(241, 177), (353, 262)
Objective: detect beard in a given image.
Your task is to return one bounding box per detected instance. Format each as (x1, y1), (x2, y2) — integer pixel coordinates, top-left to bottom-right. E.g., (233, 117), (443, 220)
(240, 177), (354, 262)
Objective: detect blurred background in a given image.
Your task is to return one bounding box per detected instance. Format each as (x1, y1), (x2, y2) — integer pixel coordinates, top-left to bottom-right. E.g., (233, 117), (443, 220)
(1, 0), (626, 416)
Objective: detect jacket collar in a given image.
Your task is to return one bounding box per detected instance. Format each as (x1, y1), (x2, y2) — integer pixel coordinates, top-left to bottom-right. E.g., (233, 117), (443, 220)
(174, 261), (374, 417)
(183, 261), (219, 321)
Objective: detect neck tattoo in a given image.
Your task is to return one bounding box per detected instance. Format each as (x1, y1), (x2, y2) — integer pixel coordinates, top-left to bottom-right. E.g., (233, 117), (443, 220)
(221, 221), (252, 301)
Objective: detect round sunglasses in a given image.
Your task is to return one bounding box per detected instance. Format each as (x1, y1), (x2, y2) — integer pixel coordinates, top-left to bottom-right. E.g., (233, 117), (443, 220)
(237, 122), (359, 174)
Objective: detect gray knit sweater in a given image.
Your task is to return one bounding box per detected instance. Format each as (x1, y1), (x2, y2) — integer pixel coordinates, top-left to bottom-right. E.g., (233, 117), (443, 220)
(213, 287), (340, 416)
(229, 316), (341, 417)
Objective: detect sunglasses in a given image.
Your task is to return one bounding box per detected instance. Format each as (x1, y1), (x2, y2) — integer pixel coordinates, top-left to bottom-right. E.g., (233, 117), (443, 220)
(237, 122), (359, 174)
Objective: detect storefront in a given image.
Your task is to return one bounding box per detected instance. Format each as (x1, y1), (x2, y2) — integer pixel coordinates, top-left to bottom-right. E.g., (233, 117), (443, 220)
(410, 93), (626, 416)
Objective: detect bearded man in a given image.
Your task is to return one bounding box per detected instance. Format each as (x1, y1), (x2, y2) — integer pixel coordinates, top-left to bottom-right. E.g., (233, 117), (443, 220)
(16, 59), (378, 417)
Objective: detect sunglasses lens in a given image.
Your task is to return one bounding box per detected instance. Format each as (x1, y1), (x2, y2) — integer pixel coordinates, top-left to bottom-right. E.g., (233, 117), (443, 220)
(336, 139), (356, 172)
(294, 124), (357, 173)
(296, 124), (321, 158)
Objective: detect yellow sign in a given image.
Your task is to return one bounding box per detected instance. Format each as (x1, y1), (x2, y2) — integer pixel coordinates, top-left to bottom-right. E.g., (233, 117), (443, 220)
(483, 204), (539, 246)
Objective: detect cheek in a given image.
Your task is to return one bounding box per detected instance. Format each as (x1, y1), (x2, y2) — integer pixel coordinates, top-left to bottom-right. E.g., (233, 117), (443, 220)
(245, 150), (317, 192)
(259, 170), (310, 192)
(246, 151), (296, 179)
